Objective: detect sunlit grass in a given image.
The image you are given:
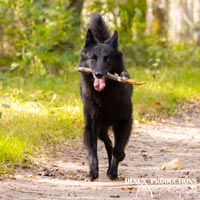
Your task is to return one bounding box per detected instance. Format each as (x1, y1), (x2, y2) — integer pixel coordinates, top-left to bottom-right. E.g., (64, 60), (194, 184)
(130, 66), (200, 118)
(0, 65), (199, 173)
(0, 73), (83, 173)
(0, 135), (28, 169)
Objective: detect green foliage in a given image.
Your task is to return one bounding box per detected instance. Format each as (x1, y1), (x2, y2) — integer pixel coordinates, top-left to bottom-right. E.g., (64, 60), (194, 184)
(85, 0), (200, 69)
(87, 0), (146, 38)
(0, 0), (81, 74)
(1, 0), (200, 73)
(124, 36), (200, 69)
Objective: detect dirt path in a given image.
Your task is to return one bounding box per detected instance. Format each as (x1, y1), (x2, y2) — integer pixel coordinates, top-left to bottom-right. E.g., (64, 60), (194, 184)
(0, 102), (200, 200)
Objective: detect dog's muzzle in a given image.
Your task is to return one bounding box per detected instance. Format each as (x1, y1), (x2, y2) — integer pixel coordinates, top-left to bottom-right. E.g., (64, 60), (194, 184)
(93, 73), (106, 91)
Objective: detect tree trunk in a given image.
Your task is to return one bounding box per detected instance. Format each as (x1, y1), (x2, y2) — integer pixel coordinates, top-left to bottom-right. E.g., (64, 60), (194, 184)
(146, 0), (168, 37)
(193, 0), (200, 44)
(168, 0), (182, 42)
(67, 0), (84, 26)
(168, 0), (200, 44)
(146, 0), (154, 34)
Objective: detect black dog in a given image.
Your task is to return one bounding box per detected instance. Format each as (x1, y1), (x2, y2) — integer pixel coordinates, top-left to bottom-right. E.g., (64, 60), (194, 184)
(79, 13), (133, 180)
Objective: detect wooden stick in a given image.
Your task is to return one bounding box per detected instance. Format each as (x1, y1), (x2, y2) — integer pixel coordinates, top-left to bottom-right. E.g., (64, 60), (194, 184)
(75, 66), (146, 86)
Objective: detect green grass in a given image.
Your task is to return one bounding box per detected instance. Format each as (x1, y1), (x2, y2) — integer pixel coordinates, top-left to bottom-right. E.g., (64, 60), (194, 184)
(0, 135), (28, 171)
(0, 72), (83, 173)
(130, 66), (200, 119)
(0, 65), (200, 173)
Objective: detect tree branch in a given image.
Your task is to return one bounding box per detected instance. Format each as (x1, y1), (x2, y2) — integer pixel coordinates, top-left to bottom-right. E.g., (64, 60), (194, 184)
(75, 67), (146, 86)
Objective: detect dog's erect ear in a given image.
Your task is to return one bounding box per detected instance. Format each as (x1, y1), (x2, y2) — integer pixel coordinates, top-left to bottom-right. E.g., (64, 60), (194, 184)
(85, 29), (97, 47)
(105, 31), (118, 49)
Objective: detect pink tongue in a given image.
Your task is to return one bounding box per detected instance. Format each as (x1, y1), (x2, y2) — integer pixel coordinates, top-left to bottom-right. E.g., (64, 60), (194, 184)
(94, 77), (106, 91)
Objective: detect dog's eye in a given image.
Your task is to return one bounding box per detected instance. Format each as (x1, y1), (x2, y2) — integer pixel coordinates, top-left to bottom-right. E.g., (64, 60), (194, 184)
(104, 56), (111, 62)
(90, 55), (97, 60)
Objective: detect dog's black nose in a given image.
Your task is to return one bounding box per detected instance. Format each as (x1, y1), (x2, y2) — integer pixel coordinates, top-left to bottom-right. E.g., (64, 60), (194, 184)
(95, 73), (103, 79)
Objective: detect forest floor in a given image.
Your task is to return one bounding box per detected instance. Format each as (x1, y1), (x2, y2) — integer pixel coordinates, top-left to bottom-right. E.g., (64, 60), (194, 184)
(0, 101), (200, 200)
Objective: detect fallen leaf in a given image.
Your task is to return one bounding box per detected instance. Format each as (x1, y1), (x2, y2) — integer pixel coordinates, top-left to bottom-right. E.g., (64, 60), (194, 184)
(81, 162), (85, 165)
(154, 101), (161, 106)
(172, 145), (177, 149)
(185, 171), (190, 175)
(121, 187), (137, 191)
(160, 147), (167, 152)
(148, 164), (155, 167)
(161, 158), (181, 170)
(179, 171), (190, 178)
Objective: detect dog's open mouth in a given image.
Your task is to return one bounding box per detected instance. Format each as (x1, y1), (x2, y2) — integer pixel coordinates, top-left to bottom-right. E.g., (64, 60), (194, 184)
(93, 76), (106, 91)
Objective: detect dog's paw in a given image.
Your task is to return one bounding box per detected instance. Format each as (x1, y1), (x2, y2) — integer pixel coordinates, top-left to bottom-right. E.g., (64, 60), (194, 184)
(85, 172), (99, 182)
(107, 169), (118, 180)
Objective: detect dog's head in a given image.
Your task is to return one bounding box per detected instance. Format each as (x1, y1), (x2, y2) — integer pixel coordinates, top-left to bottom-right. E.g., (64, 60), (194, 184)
(80, 29), (119, 91)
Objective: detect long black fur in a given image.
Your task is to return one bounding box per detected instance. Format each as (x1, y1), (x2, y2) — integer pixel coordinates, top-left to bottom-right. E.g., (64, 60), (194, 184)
(79, 13), (133, 180)
(87, 13), (111, 42)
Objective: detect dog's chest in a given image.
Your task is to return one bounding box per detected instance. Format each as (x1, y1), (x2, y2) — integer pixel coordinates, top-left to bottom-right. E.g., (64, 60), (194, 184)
(95, 86), (131, 122)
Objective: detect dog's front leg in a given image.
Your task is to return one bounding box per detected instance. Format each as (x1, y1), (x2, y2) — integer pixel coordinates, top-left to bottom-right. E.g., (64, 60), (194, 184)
(83, 116), (99, 181)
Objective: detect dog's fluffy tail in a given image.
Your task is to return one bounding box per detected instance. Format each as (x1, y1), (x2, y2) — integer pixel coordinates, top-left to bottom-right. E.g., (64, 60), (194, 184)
(88, 13), (111, 42)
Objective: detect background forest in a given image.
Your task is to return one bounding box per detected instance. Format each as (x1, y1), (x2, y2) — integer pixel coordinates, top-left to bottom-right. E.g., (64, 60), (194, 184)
(0, 0), (200, 173)
(1, 0), (200, 72)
